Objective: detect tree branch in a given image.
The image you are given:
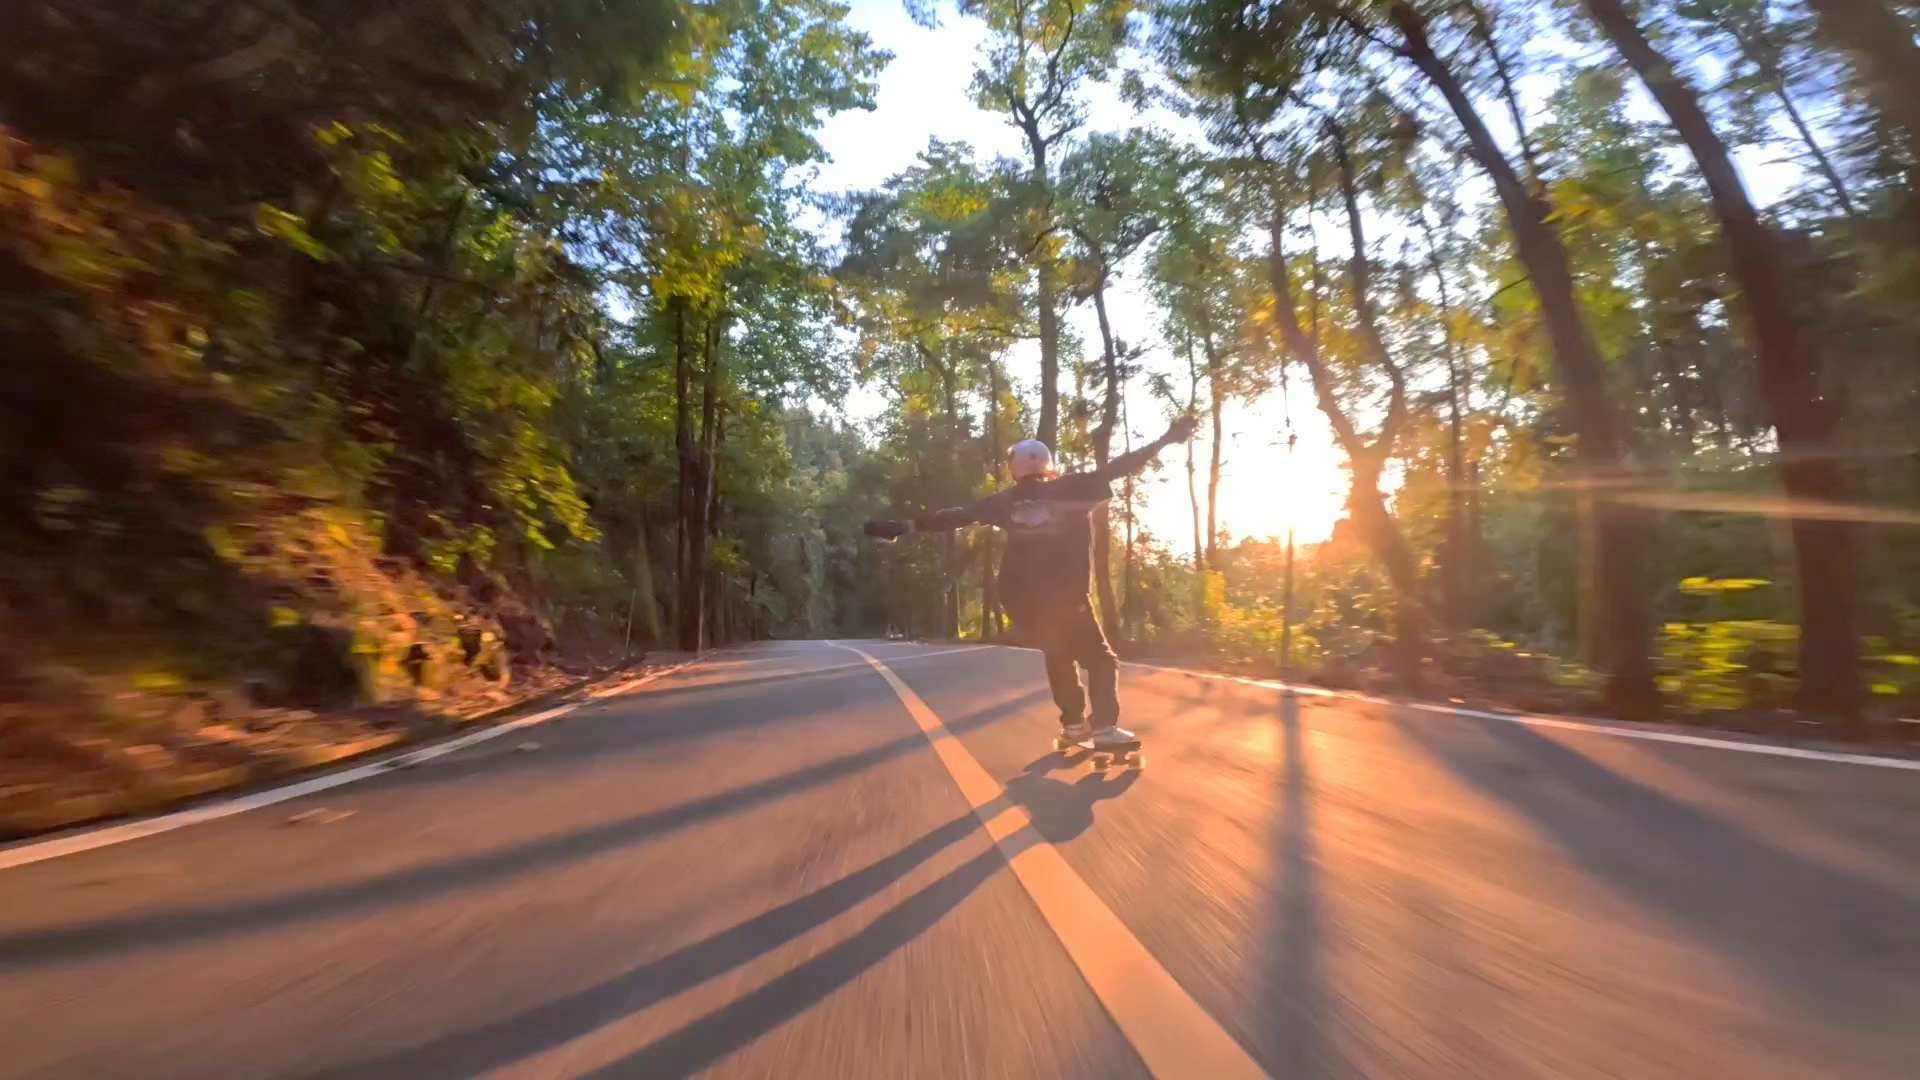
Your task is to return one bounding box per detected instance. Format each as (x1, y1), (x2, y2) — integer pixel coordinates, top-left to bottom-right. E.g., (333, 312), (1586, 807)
(1327, 117), (1410, 462)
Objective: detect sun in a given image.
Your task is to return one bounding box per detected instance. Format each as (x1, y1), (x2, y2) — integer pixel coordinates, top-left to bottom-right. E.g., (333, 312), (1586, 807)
(1132, 396), (1348, 556)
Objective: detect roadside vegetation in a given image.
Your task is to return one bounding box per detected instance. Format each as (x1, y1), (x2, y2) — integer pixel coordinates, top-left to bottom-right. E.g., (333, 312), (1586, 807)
(3, 0), (1916, 828)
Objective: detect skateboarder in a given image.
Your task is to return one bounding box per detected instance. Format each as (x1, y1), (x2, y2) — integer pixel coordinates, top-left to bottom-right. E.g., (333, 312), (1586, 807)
(864, 413), (1198, 754)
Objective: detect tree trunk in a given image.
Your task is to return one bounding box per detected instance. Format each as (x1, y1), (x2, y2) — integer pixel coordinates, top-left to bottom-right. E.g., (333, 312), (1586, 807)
(1393, 0), (1657, 718)
(1420, 211), (1472, 629)
(707, 415), (726, 646)
(1582, 0), (1861, 720)
(1020, 118), (1062, 448)
(982, 361), (1005, 639)
(1037, 266), (1061, 448)
(1349, 462), (1426, 682)
(1186, 339), (1204, 571)
(1091, 278), (1122, 633)
(1255, 134), (1425, 688)
(1328, 123), (1424, 682)
(934, 351), (963, 641)
(679, 302), (723, 652)
(1203, 331), (1224, 569)
(706, 479), (724, 649)
(671, 297), (696, 649)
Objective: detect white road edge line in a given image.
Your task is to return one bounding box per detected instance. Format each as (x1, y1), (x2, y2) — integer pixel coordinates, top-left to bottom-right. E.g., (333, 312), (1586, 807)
(831, 641), (1272, 1080)
(0, 660), (704, 872)
(873, 643), (995, 661)
(979, 645), (1920, 772)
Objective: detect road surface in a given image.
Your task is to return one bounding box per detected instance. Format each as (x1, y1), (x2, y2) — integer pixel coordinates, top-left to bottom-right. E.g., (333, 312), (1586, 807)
(4, 640), (1919, 1079)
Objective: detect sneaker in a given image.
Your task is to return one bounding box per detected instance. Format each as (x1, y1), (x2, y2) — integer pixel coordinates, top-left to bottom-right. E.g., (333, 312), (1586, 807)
(1058, 719), (1093, 743)
(1089, 724), (1137, 748)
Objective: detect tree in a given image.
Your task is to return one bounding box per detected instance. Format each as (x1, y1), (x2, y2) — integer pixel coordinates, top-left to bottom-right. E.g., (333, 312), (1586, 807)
(837, 142), (1029, 637)
(1250, 112), (1428, 686)
(1059, 129), (1182, 628)
(623, 0), (884, 649)
(1801, 0), (1920, 157)
(1384, 0), (1659, 717)
(916, 0), (1139, 447)
(1578, 0), (1862, 719)
(1671, 0), (1861, 218)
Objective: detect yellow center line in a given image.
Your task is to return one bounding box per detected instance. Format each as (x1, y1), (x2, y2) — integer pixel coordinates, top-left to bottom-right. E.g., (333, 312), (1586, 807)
(831, 641), (1273, 1080)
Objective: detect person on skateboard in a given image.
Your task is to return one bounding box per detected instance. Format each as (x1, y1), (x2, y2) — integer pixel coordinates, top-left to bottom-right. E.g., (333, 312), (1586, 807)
(864, 413), (1198, 754)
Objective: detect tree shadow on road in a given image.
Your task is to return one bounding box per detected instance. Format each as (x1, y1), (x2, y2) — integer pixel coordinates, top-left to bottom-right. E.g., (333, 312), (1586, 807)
(1649, 748), (1920, 873)
(518, 758), (1147, 1079)
(565, 839), (1027, 1080)
(0, 686), (1054, 970)
(1399, 710), (1920, 1021)
(300, 705), (1145, 1078)
(597, 659), (875, 710)
(1253, 689), (1343, 1079)
(298, 803), (1009, 1079)
(355, 666), (897, 791)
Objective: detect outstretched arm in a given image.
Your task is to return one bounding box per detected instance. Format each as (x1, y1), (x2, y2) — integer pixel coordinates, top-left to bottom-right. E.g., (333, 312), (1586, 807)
(864, 498), (989, 541)
(1094, 412), (1199, 482)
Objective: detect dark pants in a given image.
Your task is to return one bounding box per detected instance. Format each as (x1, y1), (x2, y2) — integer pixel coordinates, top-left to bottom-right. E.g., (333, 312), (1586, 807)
(1010, 594), (1119, 729)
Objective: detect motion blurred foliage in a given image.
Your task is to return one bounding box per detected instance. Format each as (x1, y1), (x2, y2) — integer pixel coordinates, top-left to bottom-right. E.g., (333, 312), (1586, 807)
(0, 0), (887, 717)
(4, 0), (1919, 748)
(855, 0), (1920, 737)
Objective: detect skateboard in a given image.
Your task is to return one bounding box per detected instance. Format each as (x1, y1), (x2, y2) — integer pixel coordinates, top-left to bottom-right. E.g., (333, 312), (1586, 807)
(1053, 733), (1143, 772)
(1087, 741), (1144, 773)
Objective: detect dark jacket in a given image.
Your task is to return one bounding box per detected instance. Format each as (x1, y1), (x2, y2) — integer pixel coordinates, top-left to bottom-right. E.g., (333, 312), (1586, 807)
(919, 471), (1113, 607)
(908, 433), (1181, 610)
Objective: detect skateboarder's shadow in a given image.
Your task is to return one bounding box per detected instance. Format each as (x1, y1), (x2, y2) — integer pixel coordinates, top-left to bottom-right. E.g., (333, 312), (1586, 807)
(1003, 753), (1139, 844)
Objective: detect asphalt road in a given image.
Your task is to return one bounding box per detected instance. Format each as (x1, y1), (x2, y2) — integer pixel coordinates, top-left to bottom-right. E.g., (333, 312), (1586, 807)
(5, 640), (1919, 1079)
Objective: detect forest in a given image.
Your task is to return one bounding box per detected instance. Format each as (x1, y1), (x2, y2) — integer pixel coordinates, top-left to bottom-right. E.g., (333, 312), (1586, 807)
(3, 0), (1918, 771)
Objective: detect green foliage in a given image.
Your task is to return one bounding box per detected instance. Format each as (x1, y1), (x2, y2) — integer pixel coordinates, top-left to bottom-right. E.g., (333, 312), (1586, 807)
(5, 0), (1917, 737)
(0, 0), (890, 705)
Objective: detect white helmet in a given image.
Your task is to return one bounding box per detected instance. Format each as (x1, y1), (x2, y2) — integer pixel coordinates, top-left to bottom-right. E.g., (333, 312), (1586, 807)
(1008, 438), (1052, 481)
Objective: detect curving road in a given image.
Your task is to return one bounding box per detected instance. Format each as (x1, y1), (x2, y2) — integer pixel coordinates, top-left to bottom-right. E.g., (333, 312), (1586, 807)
(4, 640), (1919, 1079)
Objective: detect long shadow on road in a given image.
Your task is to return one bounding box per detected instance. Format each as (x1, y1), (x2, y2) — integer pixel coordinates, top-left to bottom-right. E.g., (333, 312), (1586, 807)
(572, 843), (1018, 1080)
(599, 660), (876, 710)
(382, 652), (1041, 794)
(365, 672), (885, 792)
(301, 804), (1002, 1080)
(311, 738), (1145, 1077)
(1256, 690), (1341, 1079)
(0, 686), (1052, 971)
(1399, 709), (1920, 1021)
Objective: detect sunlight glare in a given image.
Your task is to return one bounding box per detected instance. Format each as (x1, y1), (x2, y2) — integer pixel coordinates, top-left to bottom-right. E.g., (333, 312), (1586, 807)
(1135, 393), (1348, 553)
